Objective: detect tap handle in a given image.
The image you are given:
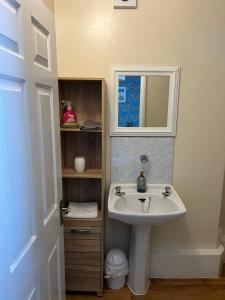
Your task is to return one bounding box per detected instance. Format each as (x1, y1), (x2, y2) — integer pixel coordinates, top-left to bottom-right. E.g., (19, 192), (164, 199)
(115, 186), (121, 193)
(140, 154), (149, 162)
(165, 186), (171, 193)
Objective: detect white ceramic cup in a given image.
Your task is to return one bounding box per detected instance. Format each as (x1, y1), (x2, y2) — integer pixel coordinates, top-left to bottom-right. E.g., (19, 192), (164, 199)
(74, 157), (86, 173)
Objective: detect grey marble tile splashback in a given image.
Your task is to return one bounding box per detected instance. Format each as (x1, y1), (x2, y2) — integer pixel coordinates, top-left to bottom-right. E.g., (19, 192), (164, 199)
(111, 137), (174, 183)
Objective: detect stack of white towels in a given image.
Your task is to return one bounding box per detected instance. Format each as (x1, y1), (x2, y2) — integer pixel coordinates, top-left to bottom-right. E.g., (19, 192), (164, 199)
(66, 202), (98, 219)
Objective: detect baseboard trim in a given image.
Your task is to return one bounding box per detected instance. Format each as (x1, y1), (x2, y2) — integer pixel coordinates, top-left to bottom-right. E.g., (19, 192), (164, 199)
(149, 244), (224, 278)
(220, 234), (225, 263)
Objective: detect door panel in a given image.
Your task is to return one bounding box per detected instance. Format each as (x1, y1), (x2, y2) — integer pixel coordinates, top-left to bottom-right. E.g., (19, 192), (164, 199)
(36, 85), (57, 225)
(0, 77), (36, 270)
(27, 287), (40, 300)
(47, 239), (61, 300)
(0, 0), (65, 299)
(0, 0), (22, 55)
(32, 16), (51, 69)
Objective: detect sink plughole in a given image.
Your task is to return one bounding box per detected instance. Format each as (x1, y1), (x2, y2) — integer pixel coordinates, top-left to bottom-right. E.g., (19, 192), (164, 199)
(108, 184), (186, 295)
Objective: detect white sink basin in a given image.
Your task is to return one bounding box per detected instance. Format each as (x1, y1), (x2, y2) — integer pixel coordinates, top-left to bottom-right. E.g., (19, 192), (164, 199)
(108, 184), (186, 295)
(108, 184), (186, 225)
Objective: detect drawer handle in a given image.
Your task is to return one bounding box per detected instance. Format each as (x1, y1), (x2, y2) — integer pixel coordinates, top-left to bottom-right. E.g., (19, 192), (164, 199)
(70, 228), (91, 234)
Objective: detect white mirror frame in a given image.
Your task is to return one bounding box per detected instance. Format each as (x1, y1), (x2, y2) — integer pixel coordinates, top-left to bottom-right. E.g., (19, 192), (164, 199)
(109, 66), (181, 136)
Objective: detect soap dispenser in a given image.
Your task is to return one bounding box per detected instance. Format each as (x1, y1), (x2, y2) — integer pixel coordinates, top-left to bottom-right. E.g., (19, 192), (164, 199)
(137, 170), (147, 193)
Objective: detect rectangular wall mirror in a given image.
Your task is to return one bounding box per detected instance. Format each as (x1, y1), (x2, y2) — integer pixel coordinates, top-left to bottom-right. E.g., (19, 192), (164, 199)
(109, 66), (180, 136)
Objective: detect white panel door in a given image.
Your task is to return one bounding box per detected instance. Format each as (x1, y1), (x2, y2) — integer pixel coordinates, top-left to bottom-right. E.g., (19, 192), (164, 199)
(0, 1), (65, 299)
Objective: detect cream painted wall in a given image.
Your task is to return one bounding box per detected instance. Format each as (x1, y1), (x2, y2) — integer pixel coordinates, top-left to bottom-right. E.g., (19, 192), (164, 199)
(54, 0), (225, 250)
(42, 0), (54, 12)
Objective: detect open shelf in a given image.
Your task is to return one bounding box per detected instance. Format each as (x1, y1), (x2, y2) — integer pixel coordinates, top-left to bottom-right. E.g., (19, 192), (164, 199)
(62, 168), (102, 179)
(61, 131), (102, 171)
(62, 178), (102, 207)
(58, 79), (102, 126)
(60, 128), (102, 133)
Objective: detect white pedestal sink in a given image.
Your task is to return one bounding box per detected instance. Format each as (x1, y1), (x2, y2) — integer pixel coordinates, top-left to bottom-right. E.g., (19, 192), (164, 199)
(108, 184), (186, 295)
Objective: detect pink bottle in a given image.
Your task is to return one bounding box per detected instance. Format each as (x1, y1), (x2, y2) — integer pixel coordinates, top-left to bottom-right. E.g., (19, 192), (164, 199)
(62, 101), (77, 124)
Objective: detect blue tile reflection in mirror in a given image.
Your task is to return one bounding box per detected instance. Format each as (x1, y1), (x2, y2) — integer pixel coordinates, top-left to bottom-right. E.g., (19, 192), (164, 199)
(118, 75), (141, 127)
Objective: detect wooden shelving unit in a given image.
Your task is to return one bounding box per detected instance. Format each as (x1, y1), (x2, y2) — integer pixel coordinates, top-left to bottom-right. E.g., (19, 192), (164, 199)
(58, 78), (106, 296)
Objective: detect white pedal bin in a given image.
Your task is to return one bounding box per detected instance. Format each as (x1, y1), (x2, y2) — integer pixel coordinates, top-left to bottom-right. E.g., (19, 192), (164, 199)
(105, 249), (129, 289)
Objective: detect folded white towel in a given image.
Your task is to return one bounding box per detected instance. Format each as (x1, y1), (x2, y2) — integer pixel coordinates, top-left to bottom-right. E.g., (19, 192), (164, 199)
(66, 202), (98, 219)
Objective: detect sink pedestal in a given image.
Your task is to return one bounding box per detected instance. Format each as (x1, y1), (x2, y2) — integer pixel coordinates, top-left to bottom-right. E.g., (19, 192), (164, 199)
(127, 225), (151, 295)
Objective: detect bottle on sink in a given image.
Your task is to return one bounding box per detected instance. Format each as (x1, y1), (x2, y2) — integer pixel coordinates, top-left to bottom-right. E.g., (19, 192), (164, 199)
(137, 170), (147, 193)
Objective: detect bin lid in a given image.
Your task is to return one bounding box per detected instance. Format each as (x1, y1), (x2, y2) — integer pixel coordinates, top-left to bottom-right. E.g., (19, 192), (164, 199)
(105, 249), (128, 267)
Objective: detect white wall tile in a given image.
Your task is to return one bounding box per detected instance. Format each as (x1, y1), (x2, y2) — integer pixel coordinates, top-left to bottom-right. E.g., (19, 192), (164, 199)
(111, 137), (174, 183)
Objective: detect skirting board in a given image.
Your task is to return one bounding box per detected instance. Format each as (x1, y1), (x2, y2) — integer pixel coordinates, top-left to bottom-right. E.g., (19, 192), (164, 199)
(220, 234), (225, 263)
(149, 244), (224, 278)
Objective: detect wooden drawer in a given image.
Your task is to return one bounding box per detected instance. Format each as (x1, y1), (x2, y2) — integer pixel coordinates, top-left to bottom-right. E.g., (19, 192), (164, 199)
(66, 264), (100, 273)
(64, 226), (101, 252)
(66, 271), (100, 292)
(65, 244), (101, 252)
(65, 261), (101, 292)
(65, 251), (101, 270)
(65, 239), (100, 247)
(64, 216), (102, 227)
(65, 253), (101, 291)
(65, 253), (100, 266)
(64, 226), (101, 240)
(65, 251), (100, 260)
(64, 225), (102, 292)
